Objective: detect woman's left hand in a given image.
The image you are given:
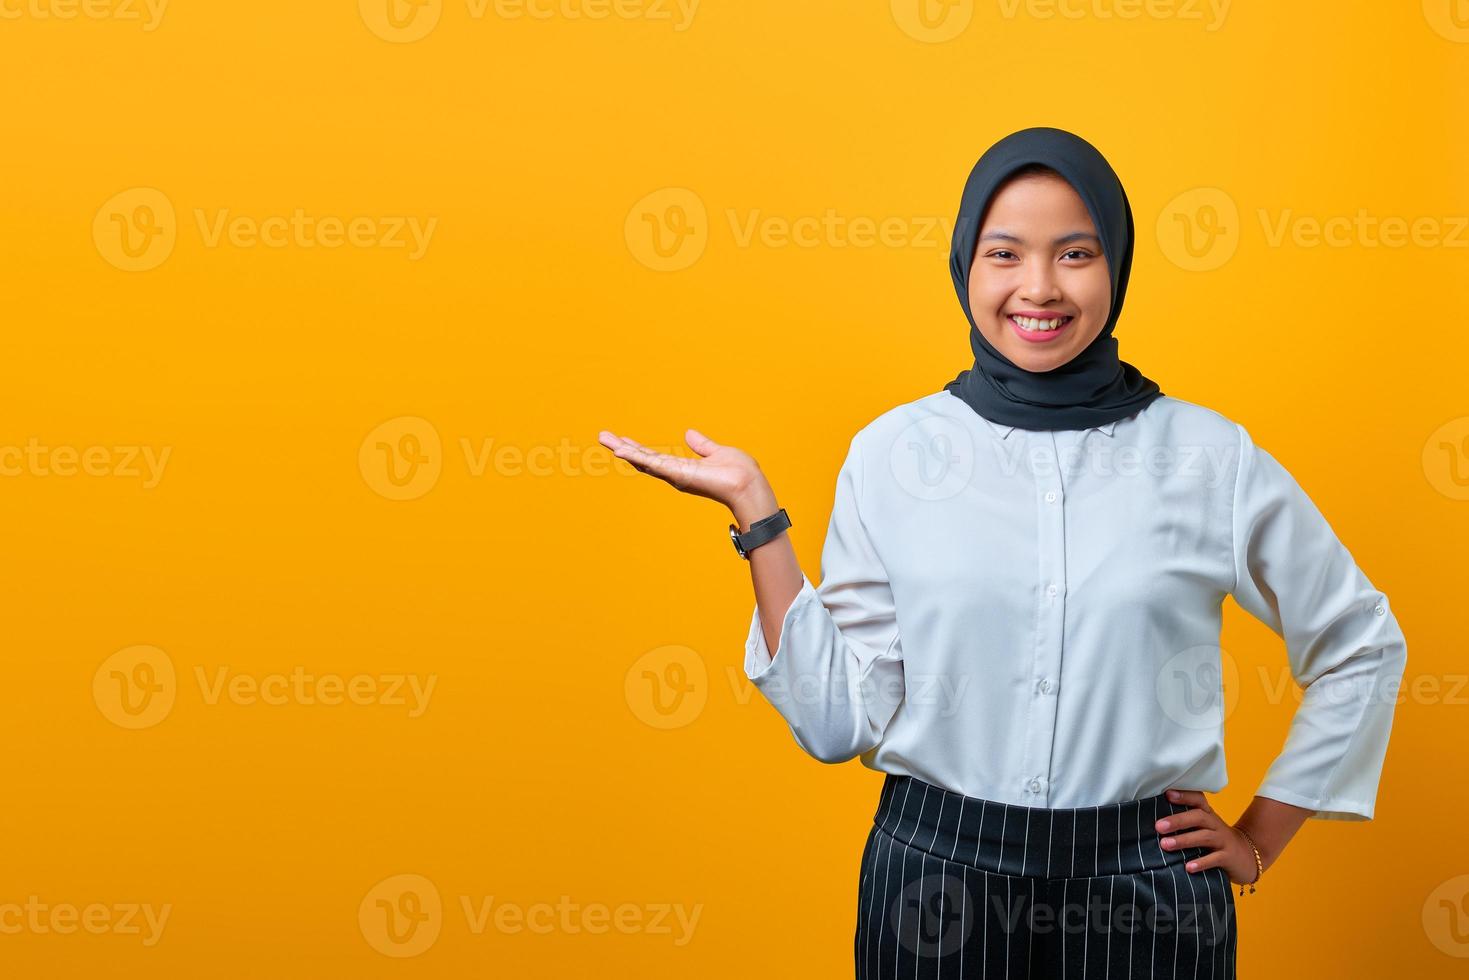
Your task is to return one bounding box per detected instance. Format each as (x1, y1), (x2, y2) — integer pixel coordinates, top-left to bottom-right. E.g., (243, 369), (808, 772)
(1155, 788), (1261, 886)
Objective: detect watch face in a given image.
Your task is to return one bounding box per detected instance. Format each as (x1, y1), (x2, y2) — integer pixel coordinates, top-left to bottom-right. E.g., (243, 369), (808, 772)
(729, 525), (746, 557)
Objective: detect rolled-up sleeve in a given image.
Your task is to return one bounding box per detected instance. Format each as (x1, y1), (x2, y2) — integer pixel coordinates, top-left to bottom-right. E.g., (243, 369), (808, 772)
(1229, 423), (1408, 821)
(742, 434), (904, 765)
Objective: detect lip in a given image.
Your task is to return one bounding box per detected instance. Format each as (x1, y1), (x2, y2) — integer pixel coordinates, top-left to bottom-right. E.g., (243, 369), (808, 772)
(1007, 314), (1074, 344)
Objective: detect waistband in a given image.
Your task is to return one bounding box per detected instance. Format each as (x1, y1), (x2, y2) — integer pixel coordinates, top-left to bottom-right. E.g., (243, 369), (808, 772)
(873, 773), (1207, 880)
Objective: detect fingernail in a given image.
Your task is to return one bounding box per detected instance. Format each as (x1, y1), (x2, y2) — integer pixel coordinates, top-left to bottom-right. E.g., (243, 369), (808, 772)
(1157, 820), (1170, 830)
(1187, 862), (1198, 871)
(1162, 838), (1175, 847)
(1168, 790), (1179, 799)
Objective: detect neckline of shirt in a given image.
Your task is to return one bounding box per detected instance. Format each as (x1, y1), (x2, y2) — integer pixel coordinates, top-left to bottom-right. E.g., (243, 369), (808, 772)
(979, 415), (1118, 441)
(934, 391), (1168, 441)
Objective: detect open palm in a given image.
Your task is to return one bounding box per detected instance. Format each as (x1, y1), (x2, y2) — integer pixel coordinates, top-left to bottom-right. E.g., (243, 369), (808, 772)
(597, 428), (760, 509)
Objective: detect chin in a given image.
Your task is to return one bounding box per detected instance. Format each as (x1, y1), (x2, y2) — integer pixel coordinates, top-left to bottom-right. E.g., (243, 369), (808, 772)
(1013, 354), (1066, 372)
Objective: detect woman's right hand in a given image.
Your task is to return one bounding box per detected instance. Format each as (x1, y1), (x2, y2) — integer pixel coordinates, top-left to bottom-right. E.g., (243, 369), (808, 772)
(597, 428), (769, 515)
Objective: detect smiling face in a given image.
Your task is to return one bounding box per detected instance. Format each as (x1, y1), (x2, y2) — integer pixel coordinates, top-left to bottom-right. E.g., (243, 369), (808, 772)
(967, 170), (1112, 373)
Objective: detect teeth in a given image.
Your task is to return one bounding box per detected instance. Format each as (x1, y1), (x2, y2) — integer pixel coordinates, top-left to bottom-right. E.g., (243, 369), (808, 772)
(1012, 315), (1070, 332)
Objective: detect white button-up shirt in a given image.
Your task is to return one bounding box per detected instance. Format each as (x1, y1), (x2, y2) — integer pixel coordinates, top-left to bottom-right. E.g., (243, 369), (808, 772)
(743, 392), (1407, 821)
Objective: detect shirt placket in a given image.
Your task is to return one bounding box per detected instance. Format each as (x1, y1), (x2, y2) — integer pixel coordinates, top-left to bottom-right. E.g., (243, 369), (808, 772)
(1022, 429), (1067, 806)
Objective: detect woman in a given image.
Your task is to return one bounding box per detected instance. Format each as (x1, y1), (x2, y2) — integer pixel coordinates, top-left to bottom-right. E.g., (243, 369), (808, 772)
(598, 127), (1407, 979)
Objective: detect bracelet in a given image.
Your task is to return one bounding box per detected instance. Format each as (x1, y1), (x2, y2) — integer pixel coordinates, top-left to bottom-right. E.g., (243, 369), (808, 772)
(1232, 825), (1263, 895)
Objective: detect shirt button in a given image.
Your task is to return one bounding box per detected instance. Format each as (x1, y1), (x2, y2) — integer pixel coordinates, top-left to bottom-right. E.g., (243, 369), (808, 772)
(1374, 604), (1385, 616)
(1047, 584), (1058, 597)
(1040, 679), (1055, 694)
(1028, 777), (1043, 793)
(1044, 490), (1057, 503)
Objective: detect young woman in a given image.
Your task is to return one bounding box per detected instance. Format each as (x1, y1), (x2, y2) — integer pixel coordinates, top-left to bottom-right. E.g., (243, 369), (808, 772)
(598, 127), (1407, 979)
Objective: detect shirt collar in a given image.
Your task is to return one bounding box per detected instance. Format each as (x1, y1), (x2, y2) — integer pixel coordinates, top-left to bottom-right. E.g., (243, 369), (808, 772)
(980, 416), (1118, 440)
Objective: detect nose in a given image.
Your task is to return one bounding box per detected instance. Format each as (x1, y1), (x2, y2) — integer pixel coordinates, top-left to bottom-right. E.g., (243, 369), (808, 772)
(1019, 257), (1062, 305)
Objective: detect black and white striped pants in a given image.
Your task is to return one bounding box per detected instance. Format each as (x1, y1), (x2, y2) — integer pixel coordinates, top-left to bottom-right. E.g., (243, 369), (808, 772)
(855, 773), (1237, 979)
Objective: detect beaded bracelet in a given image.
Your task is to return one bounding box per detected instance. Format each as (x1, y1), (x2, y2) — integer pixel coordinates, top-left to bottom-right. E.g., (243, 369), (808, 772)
(1232, 825), (1264, 895)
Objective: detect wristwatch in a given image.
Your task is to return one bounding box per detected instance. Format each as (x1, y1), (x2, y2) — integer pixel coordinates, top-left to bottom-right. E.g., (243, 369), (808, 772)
(729, 508), (792, 559)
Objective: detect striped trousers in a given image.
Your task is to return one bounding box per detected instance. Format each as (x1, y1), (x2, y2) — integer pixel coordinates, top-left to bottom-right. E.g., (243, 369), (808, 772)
(855, 773), (1237, 979)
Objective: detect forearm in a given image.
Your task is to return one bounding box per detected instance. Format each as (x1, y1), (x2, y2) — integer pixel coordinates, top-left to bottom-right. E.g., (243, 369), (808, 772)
(732, 481), (802, 660)
(1234, 795), (1314, 873)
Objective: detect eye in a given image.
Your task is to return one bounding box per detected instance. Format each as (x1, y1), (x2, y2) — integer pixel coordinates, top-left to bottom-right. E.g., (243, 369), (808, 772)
(988, 249), (1017, 260)
(1062, 249), (1093, 260)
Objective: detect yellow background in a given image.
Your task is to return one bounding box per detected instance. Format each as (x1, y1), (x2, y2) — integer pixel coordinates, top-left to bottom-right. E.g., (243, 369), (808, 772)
(2, 0), (1467, 975)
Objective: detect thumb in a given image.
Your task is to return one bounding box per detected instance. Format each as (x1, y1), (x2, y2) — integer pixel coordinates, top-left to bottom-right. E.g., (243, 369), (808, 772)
(685, 427), (720, 457)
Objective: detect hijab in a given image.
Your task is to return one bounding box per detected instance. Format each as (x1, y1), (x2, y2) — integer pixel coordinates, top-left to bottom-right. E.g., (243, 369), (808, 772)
(942, 126), (1164, 431)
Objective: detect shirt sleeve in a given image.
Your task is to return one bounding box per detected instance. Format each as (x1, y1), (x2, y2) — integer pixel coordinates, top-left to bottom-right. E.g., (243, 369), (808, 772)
(1229, 423), (1408, 821)
(742, 434), (905, 765)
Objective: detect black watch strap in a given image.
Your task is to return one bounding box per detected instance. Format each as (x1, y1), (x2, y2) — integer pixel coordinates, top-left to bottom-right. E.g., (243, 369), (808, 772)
(729, 508), (791, 559)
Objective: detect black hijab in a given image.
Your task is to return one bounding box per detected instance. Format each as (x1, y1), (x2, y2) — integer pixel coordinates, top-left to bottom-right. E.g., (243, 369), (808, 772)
(943, 127), (1164, 431)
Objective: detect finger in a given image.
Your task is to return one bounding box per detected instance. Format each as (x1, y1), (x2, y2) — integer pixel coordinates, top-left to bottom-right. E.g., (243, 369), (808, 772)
(1160, 828), (1222, 852)
(1165, 789), (1212, 812)
(1183, 852), (1225, 874)
(611, 440), (673, 477)
(685, 428), (720, 457)
(602, 432), (648, 459)
(1155, 807), (1214, 833)
(619, 441), (699, 489)
(611, 435), (662, 464)
(617, 434), (654, 452)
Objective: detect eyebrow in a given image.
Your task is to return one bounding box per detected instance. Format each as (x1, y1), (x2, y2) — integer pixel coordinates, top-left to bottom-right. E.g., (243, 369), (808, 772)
(978, 230), (1101, 246)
